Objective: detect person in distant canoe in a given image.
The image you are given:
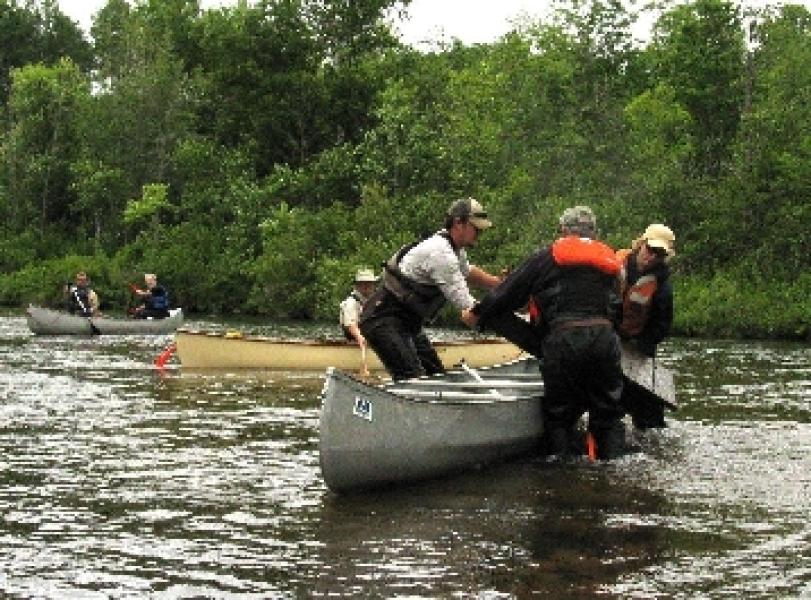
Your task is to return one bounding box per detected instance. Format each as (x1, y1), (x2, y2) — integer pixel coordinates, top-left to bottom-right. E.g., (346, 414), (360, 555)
(132, 273), (171, 319)
(65, 271), (100, 317)
(615, 223), (676, 428)
(462, 206), (627, 460)
(359, 197), (503, 380)
(339, 268), (379, 377)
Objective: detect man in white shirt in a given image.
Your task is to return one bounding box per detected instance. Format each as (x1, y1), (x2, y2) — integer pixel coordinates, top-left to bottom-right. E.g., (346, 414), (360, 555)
(359, 198), (502, 380)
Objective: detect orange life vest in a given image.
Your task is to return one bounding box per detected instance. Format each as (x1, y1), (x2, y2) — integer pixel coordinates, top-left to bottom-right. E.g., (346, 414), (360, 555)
(527, 237), (620, 325)
(552, 236), (621, 275)
(616, 248), (658, 338)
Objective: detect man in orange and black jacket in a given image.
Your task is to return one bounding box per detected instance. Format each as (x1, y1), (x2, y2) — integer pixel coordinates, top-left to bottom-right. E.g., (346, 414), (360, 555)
(462, 206), (625, 459)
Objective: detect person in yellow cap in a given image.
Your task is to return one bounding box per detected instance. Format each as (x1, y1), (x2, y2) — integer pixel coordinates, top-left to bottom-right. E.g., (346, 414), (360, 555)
(616, 224), (675, 356)
(615, 223), (676, 428)
(339, 268), (378, 376)
(360, 197), (502, 380)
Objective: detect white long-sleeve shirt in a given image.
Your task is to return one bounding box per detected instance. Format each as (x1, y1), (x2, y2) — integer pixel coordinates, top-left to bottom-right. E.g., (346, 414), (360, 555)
(398, 231), (475, 311)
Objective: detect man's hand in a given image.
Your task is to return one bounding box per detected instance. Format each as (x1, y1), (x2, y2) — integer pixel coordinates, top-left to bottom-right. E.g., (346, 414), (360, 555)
(461, 307), (479, 328)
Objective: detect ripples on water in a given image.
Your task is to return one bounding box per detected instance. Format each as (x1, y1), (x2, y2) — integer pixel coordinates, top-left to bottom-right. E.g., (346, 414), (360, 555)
(1, 312), (809, 598)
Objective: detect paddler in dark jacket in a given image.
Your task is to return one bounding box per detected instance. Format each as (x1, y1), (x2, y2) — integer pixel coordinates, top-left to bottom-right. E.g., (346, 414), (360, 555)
(133, 273), (171, 319)
(359, 197), (503, 380)
(462, 206), (626, 459)
(616, 223), (675, 358)
(65, 271), (99, 317)
(615, 223), (676, 428)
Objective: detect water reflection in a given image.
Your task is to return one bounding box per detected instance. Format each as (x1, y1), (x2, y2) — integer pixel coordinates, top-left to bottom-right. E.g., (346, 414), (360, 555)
(1, 311), (810, 597)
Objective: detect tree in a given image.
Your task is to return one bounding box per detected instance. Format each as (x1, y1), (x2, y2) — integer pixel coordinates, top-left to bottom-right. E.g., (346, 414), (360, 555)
(649, 0), (745, 177)
(0, 0), (91, 104)
(726, 4), (811, 277)
(4, 58), (90, 236)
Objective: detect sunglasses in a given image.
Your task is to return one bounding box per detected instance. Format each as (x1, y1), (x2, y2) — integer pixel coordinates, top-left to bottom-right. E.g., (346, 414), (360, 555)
(647, 244), (667, 258)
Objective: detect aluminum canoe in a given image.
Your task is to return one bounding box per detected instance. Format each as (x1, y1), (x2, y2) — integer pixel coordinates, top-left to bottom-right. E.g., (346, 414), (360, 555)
(319, 351), (677, 493)
(319, 356), (546, 493)
(174, 329), (524, 370)
(26, 305), (184, 335)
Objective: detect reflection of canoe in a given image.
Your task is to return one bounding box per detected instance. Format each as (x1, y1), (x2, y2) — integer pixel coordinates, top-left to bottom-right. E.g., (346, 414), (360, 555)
(319, 353), (677, 493)
(320, 356), (545, 493)
(174, 329), (524, 370)
(26, 305), (184, 335)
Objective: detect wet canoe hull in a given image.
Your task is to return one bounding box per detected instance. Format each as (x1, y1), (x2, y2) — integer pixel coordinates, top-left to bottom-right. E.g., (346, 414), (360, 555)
(26, 305), (184, 335)
(174, 329), (524, 370)
(319, 357), (546, 493)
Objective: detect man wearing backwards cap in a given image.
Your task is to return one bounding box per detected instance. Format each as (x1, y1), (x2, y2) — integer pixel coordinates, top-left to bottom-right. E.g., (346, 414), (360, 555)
(615, 223), (676, 428)
(463, 205), (627, 459)
(359, 197), (502, 380)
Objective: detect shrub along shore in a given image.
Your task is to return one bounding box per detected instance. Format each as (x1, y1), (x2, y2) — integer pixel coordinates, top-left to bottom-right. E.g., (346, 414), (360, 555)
(1, 1), (808, 341)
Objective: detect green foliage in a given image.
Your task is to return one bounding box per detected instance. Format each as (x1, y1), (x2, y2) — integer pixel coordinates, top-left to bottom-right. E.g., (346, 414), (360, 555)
(675, 269), (811, 340)
(122, 183), (171, 227)
(0, 0), (92, 103)
(0, 0), (807, 340)
(649, 0), (745, 176)
(0, 253), (122, 309)
(3, 58), (90, 233)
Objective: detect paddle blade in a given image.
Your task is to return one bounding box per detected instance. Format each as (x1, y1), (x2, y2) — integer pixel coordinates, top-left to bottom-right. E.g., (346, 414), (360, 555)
(586, 431), (597, 462)
(154, 343), (177, 368)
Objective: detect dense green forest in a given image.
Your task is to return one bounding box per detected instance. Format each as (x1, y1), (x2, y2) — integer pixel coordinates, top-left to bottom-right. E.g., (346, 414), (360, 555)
(0, 0), (808, 339)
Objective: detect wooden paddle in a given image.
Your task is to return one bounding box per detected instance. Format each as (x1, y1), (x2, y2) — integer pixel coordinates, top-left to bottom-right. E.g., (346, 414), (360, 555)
(460, 362), (505, 399)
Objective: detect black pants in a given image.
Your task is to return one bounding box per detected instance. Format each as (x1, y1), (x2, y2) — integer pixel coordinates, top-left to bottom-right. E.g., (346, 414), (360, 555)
(541, 324), (624, 433)
(361, 315), (444, 380)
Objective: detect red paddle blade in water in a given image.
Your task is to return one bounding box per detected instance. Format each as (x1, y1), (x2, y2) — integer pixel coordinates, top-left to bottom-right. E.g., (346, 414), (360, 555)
(586, 431), (597, 462)
(154, 343), (177, 368)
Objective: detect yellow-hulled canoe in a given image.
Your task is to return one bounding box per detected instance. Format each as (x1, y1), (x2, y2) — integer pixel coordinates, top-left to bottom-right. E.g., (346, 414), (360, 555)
(175, 329), (524, 371)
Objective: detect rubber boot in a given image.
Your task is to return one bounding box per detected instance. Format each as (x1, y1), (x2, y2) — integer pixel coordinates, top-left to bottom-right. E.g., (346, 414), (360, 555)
(544, 426), (572, 458)
(592, 420), (626, 460)
(631, 403), (666, 430)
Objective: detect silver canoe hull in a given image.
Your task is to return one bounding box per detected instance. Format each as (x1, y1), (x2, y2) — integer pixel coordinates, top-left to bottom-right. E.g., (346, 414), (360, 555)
(26, 305), (184, 335)
(319, 357), (545, 493)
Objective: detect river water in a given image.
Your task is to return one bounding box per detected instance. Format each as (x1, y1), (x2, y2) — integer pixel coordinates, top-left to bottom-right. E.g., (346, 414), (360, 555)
(1, 311), (809, 598)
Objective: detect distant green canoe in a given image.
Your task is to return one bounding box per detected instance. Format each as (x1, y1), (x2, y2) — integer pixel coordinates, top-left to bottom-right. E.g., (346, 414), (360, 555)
(26, 305), (184, 335)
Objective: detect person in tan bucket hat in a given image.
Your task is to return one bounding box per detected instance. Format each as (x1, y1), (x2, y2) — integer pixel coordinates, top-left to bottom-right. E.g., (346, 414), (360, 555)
(615, 223), (676, 428)
(339, 268), (379, 376)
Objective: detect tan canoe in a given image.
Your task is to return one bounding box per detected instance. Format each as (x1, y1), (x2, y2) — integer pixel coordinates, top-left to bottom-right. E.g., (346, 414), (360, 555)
(174, 329), (524, 370)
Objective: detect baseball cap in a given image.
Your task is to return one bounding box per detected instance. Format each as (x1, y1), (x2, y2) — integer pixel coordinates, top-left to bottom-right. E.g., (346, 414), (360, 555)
(447, 198), (492, 230)
(354, 268), (378, 283)
(559, 205), (597, 236)
(643, 224), (675, 257)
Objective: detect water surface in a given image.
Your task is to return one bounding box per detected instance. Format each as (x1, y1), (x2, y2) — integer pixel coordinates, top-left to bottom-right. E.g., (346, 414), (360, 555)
(1, 312), (809, 598)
